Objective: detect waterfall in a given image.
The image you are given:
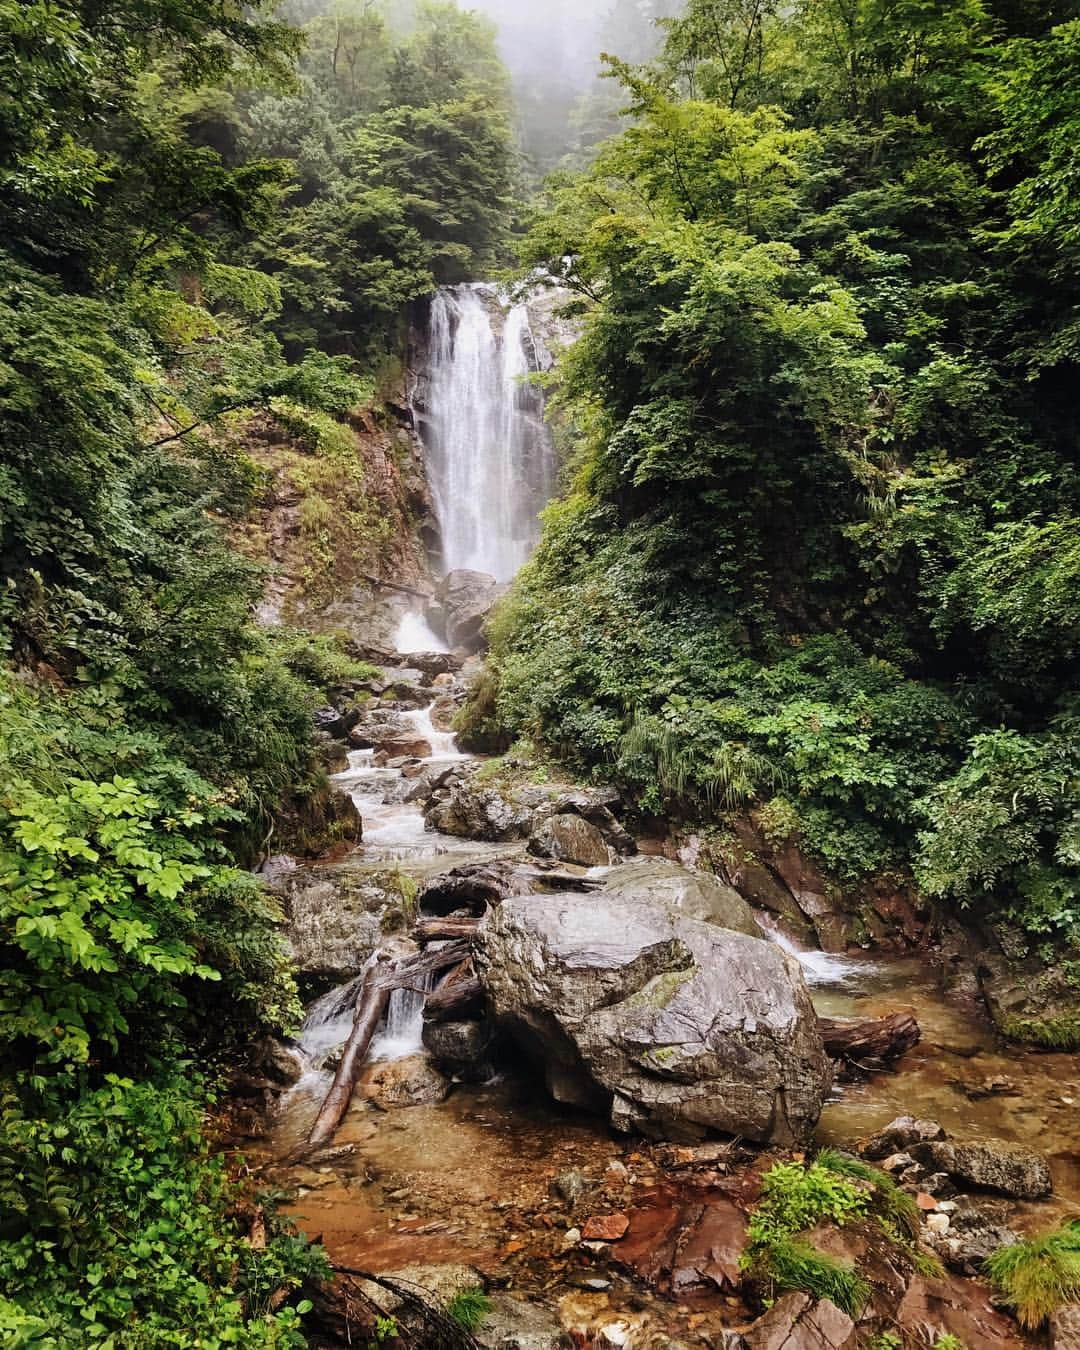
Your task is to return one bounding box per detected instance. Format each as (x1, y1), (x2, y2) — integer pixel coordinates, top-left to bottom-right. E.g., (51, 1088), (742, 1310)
(421, 284), (555, 582)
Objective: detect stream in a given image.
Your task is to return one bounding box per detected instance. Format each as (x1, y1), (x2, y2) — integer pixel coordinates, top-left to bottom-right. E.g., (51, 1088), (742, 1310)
(240, 689), (1080, 1344)
(238, 284), (1078, 1344)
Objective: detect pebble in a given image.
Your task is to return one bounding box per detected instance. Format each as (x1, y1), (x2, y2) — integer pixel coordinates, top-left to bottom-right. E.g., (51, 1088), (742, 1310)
(926, 1213), (951, 1235)
(563, 1227), (582, 1248)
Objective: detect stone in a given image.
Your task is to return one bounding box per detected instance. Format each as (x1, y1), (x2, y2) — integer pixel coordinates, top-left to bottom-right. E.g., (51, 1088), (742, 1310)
(440, 570), (506, 652)
(422, 1018), (495, 1080)
(581, 1213), (630, 1241)
(912, 1138), (1052, 1199)
(1050, 1306), (1080, 1350)
(881, 1152), (915, 1173)
(475, 1294), (574, 1350)
(551, 1170), (590, 1209)
(861, 1115), (946, 1160)
(529, 813), (611, 867)
(743, 1292), (857, 1350)
(476, 892), (831, 1144)
(314, 704), (360, 739)
(895, 1273), (1023, 1347)
(599, 859), (763, 939)
(360, 1053), (451, 1110)
(922, 1197), (1019, 1275)
(926, 1213), (951, 1235)
(348, 709), (416, 749)
(250, 1036), (305, 1087)
(424, 780), (534, 841)
(274, 866), (415, 980)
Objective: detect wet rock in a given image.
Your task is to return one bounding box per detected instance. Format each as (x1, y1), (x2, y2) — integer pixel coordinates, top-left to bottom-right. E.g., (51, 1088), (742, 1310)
(895, 1272), (1023, 1347)
(551, 1170), (590, 1209)
(860, 1115), (946, 1160)
(1050, 1306), (1080, 1349)
(475, 1294), (573, 1350)
(348, 709), (416, 749)
(529, 813), (611, 867)
(441, 570), (506, 652)
(421, 1018), (495, 1080)
(476, 892), (831, 1144)
(582, 1213), (630, 1241)
(922, 1196), (1019, 1275)
(417, 859), (529, 916)
(600, 859), (762, 939)
(373, 1262), (485, 1312)
(425, 780), (534, 841)
(379, 734), (433, 759)
(407, 651), (463, 677)
(360, 1053), (451, 1109)
(430, 692), (458, 732)
(743, 1291), (856, 1350)
(250, 1036), (304, 1088)
(314, 704), (360, 739)
(912, 1138), (1052, 1199)
(274, 866), (414, 980)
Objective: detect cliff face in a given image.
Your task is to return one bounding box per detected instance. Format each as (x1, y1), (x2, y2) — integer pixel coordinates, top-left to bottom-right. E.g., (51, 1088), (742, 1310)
(235, 378), (439, 651)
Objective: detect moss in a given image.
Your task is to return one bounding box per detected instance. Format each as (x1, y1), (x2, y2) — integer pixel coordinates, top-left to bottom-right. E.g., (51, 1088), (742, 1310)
(1000, 1012), (1080, 1050)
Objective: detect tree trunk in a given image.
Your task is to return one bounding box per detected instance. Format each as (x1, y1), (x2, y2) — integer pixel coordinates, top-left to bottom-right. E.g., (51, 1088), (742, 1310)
(306, 943), (470, 1148)
(307, 966), (392, 1149)
(412, 917), (481, 944)
(819, 1012), (920, 1073)
(424, 959), (483, 1022)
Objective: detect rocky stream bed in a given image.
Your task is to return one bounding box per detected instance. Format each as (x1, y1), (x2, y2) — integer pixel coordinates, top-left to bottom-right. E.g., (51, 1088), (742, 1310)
(226, 646), (1080, 1350)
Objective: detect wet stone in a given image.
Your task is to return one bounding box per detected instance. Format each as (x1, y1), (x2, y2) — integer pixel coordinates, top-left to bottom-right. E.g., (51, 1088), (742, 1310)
(1050, 1306), (1080, 1350)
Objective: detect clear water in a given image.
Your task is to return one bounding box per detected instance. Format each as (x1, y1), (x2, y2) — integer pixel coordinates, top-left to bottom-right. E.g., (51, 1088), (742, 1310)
(422, 284), (556, 581)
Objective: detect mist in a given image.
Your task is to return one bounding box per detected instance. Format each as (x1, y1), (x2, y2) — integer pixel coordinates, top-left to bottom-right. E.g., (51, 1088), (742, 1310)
(467, 0), (681, 170)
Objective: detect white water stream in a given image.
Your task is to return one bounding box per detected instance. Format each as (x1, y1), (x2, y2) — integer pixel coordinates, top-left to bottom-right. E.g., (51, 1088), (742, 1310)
(422, 284), (556, 581)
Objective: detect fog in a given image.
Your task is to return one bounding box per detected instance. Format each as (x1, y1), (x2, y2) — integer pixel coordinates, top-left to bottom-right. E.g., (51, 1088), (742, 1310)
(468, 0), (681, 170)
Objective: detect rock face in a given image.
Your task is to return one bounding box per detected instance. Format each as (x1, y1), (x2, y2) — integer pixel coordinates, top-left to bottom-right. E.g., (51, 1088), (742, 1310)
(912, 1138), (1052, 1200)
(439, 569), (506, 651)
(476, 892), (831, 1144)
(425, 778), (534, 841)
(475, 1294), (573, 1350)
(528, 813), (610, 867)
(273, 865), (414, 980)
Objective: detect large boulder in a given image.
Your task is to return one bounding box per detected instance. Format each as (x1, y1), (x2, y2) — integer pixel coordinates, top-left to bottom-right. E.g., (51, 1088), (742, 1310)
(599, 860), (762, 939)
(476, 892), (831, 1144)
(360, 1053), (450, 1109)
(425, 779), (534, 841)
(273, 865), (415, 981)
(348, 709), (416, 749)
(528, 813), (610, 867)
(440, 570), (506, 651)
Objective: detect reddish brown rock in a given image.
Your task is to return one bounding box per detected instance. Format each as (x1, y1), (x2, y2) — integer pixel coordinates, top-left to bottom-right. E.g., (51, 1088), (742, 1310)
(896, 1274), (1027, 1347)
(582, 1213), (630, 1241)
(742, 1291), (856, 1350)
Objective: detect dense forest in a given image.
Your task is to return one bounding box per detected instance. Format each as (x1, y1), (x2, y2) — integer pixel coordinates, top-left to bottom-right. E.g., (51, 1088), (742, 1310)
(2, 0), (1079, 1343)
(482, 0), (1080, 1025)
(0, 0), (517, 1341)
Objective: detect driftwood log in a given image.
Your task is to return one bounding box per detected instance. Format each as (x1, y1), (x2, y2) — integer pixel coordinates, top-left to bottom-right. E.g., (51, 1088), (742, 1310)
(413, 917), (482, 944)
(424, 958), (484, 1023)
(306, 943), (469, 1148)
(819, 1011), (920, 1074)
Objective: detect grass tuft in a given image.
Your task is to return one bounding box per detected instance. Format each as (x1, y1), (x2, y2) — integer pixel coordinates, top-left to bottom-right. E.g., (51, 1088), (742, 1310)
(985, 1220), (1080, 1328)
(765, 1236), (871, 1317)
(445, 1287), (492, 1332)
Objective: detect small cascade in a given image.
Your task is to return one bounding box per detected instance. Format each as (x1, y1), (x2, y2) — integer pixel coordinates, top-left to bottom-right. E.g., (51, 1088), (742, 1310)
(421, 284), (555, 582)
(367, 974), (433, 1062)
(395, 610), (448, 654)
(404, 702), (465, 761)
(759, 915), (877, 988)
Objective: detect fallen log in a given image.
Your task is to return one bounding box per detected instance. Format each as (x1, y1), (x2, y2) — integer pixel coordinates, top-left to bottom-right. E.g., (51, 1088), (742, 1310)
(307, 943), (469, 1148)
(819, 1011), (920, 1074)
(424, 959), (484, 1023)
(412, 917), (482, 944)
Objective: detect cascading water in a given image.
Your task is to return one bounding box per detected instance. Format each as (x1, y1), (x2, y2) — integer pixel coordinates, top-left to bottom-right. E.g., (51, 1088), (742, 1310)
(420, 283), (555, 582)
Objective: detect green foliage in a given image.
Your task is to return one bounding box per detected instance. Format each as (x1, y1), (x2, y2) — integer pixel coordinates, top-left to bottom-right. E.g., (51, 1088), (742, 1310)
(445, 1287), (492, 1332)
(985, 1221), (1080, 1328)
(487, 0), (1080, 956)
